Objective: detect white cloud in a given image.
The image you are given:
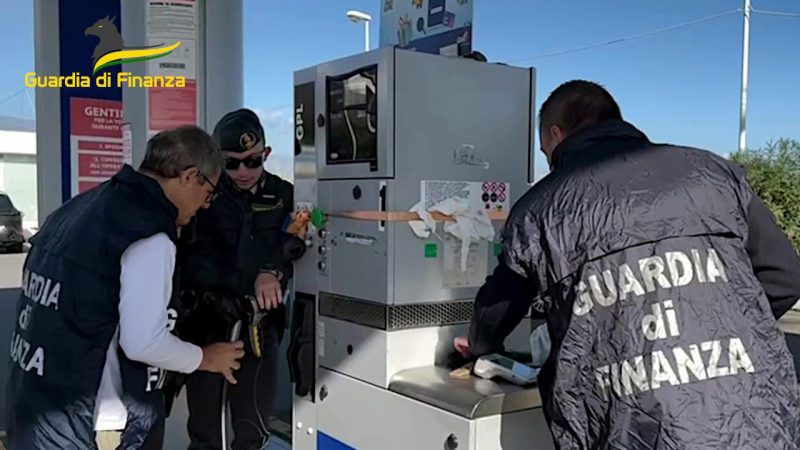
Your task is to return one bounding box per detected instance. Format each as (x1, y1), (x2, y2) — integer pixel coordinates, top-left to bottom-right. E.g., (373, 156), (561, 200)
(251, 105), (294, 178)
(252, 107), (294, 138)
(265, 153), (294, 182)
(251, 106), (295, 162)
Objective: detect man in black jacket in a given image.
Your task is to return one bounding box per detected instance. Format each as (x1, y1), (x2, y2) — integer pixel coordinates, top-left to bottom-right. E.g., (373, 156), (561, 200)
(455, 80), (800, 449)
(5, 126), (244, 450)
(178, 109), (306, 450)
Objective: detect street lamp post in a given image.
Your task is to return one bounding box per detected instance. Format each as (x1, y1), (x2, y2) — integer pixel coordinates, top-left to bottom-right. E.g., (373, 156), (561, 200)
(347, 10), (372, 52)
(738, 0), (751, 155)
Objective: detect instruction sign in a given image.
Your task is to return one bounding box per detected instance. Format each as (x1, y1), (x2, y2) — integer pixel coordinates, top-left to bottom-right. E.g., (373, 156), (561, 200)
(380, 0), (473, 56)
(421, 180), (510, 212)
(146, 0), (198, 135)
(69, 97), (123, 194)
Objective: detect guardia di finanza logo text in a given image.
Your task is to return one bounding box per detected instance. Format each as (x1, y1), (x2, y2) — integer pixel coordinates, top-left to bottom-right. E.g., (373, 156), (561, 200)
(25, 16), (186, 89)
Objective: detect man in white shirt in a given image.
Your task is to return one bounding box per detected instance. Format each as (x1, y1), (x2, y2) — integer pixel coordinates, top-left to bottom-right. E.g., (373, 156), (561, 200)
(95, 231), (236, 448)
(5, 125), (245, 450)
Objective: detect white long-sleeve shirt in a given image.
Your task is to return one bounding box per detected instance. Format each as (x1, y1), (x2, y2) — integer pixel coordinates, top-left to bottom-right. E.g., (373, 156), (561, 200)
(93, 232), (204, 431)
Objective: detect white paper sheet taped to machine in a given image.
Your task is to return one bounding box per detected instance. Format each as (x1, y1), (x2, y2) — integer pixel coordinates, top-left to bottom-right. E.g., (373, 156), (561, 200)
(442, 237), (488, 288)
(422, 180), (511, 212)
(409, 196), (495, 271)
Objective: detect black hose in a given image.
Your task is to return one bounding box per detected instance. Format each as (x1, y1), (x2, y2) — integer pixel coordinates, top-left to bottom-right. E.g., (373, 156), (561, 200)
(221, 320), (242, 450)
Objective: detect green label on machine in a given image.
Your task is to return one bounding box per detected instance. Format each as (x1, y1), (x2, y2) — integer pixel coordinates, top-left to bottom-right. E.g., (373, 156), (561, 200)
(424, 243), (438, 258)
(494, 243), (503, 256)
(311, 207), (326, 228)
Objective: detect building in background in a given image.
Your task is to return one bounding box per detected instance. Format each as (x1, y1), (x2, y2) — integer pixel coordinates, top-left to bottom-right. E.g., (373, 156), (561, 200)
(0, 115), (37, 232)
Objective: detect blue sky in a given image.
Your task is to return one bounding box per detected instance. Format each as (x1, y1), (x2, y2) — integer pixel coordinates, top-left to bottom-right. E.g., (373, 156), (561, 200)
(2, 0), (799, 179)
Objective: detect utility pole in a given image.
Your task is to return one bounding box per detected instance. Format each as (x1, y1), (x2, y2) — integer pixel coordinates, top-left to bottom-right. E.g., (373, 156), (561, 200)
(738, 0), (751, 155)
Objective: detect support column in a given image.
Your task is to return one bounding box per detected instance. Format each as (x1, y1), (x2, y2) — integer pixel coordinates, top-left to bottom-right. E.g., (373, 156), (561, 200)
(33, 0), (62, 220)
(122, 0), (243, 166)
(205, 0), (244, 129)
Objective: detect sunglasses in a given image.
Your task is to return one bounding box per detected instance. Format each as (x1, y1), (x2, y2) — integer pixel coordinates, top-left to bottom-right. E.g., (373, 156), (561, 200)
(224, 155), (264, 171)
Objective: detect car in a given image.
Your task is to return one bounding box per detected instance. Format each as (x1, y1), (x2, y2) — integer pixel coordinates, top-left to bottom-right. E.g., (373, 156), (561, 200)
(0, 192), (25, 253)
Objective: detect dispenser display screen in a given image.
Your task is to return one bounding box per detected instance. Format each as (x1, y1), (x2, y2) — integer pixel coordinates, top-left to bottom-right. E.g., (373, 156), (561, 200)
(487, 355), (539, 379)
(491, 355), (517, 370)
(326, 65), (378, 170)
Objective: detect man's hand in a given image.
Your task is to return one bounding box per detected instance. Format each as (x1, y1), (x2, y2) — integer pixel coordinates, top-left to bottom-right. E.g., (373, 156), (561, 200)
(255, 272), (282, 310)
(286, 210), (311, 238)
(198, 341), (245, 385)
(454, 336), (472, 358)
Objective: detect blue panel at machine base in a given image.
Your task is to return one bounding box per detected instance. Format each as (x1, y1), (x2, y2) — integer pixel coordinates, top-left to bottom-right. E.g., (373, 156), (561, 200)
(318, 431), (357, 450)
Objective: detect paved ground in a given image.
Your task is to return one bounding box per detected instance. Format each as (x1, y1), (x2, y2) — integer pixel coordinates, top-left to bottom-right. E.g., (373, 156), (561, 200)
(0, 253), (24, 289)
(0, 254), (24, 434)
(780, 310), (800, 335)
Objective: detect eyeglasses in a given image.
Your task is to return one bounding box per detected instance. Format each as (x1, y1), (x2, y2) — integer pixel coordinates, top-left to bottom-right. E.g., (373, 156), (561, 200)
(224, 155), (264, 171)
(198, 172), (219, 203)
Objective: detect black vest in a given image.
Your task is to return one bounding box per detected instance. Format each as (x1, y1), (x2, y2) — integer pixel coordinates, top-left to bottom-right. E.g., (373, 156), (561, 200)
(5, 165), (179, 450)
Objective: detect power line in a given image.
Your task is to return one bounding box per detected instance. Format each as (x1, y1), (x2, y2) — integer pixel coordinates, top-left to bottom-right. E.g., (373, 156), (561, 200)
(753, 9), (800, 18)
(23, 89), (35, 113)
(507, 8), (741, 64)
(0, 89), (25, 108)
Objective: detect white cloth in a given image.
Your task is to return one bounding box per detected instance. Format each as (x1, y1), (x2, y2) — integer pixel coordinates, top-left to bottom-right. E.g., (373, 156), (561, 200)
(93, 233), (204, 431)
(409, 197), (495, 271)
(94, 328), (125, 431)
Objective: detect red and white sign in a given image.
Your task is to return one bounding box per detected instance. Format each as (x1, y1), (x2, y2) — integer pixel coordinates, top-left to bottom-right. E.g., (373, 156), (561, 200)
(477, 180), (512, 211)
(70, 97), (124, 196)
(79, 154), (123, 178)
(146, 0), (198, 135)
(148, 80), (197, 132)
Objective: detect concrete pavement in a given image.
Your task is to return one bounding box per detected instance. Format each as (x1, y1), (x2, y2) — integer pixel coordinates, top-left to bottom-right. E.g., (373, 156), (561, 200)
(0, 253), (24, 289)
(0, 253), (24, 433)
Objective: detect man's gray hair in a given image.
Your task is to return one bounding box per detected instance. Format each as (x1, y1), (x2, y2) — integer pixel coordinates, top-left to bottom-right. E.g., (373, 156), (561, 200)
(139, 125), (223, 178)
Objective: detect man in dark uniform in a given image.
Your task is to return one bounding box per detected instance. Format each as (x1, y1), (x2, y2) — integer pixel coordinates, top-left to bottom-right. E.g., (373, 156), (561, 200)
(4, 126), (245, 450)
(455, 80), (800, 449)
(178, 108), (307, 450)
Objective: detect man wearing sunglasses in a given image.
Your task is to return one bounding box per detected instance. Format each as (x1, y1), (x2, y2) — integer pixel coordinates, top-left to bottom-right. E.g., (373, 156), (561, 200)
(174, 108), (307, 450)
